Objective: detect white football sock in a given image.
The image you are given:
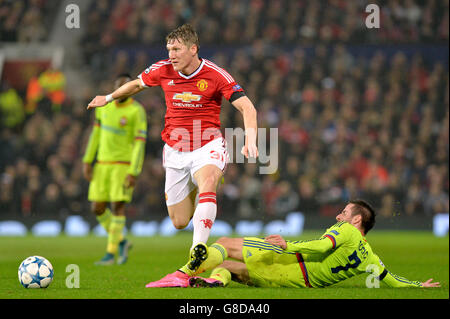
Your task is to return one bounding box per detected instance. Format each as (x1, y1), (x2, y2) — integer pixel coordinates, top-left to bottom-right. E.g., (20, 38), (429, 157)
(191, 192), (217, 249)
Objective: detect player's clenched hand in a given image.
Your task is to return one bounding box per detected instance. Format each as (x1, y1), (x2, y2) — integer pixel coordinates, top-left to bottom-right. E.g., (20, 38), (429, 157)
(241, 143), (259, 159)
(241, 128), (259, 159)
(421, 279), (441, 288)
(87, 95), (108, 109)
(264, 235), (287, 250)
(124, 174), (136, 188)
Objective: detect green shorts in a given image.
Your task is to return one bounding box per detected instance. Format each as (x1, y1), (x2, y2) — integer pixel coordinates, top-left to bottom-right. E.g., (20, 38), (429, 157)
(88, 162), (134, 203)
(242, 237), (308, 288)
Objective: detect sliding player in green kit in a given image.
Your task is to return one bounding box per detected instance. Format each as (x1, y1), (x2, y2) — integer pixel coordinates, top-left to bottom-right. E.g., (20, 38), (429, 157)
(186, 199), (440, 288)
(82, 74), (147, 265)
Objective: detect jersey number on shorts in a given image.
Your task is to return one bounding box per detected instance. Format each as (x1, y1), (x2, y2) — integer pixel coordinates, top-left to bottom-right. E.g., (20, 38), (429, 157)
(331, 250), (362, 274)
(210, 150), (225, 162)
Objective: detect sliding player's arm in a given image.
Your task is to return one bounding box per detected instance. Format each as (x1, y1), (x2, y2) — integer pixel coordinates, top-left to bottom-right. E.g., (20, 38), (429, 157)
(264, 234), (336, 254)
(288, 237), (335, 254)
(266, 223), (350, 254)
(367, 254), (440, 288)
(87, 79), (146, 109)
(126, 105), (148, 186)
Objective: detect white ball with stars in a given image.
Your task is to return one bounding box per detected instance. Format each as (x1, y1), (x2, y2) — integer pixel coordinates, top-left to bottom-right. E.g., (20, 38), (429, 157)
(18, 256), (54, 288)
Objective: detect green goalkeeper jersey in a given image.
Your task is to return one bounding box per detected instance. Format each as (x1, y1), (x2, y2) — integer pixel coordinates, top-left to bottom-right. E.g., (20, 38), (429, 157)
(285, 221), (422, 288)
(82, 98), (147, 176)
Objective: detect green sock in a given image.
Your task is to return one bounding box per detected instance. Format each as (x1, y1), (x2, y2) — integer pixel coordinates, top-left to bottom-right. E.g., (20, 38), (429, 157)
(180, 243), (228, 276)
(210, 267), (231, 286)
(107, 215), (126, 254)
(96, 208), (112, 232)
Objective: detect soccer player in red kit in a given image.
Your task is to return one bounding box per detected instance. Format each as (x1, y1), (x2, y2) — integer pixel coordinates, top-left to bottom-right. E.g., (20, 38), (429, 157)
(87, 24), (258, 287)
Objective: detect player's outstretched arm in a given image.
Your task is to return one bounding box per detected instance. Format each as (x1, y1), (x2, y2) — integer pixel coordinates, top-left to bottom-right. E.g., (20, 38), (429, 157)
(366, 253), (440, 288)
(420, 279), (440, 288)
(87, 79), (146, 109)
(378, 268), (440, 288)
(231, 96), (258, 159)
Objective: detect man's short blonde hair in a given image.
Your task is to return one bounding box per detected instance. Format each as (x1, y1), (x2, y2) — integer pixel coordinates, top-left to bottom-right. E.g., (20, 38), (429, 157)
(166, 24), (200, 53)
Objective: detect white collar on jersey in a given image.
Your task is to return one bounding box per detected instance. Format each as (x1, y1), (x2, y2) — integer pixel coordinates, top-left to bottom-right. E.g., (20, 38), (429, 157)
(177, 58), (205, 79)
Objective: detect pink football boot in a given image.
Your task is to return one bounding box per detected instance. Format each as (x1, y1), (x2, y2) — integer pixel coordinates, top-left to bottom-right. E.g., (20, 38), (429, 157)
(145, 271), (190, 288)
(188, 276), (224, 288)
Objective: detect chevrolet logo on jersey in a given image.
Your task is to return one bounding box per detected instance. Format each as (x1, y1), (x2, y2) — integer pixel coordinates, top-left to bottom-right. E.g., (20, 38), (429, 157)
(173, 92), (201, 103)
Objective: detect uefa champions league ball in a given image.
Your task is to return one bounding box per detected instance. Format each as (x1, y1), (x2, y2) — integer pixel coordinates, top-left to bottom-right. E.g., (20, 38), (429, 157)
(18, 256), (54, 288)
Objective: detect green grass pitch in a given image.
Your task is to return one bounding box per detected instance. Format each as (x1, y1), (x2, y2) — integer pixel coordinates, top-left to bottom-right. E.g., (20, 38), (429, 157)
(1, 231), (448, 301)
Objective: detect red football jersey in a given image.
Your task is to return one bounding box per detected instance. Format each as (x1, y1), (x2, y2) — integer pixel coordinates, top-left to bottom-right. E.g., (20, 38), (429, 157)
(138, 58), (244, 151)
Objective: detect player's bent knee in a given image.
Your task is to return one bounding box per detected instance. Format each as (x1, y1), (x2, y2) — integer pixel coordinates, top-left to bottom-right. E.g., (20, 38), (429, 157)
(111, 202), (126, 216)
(173, 223), (188, 230)
(171, 217), (190, 230)
(167, 196), (196, 229)
(202, 175), (220, 189)
(196, 171), (222, 192)
(91, 202), (106, 216)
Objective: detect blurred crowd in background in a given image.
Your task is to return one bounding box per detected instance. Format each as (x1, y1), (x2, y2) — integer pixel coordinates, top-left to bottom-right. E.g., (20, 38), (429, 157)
(3, 0), (447, 44)
(0, 0), (448, 223)
(0, 0), (56, 42)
